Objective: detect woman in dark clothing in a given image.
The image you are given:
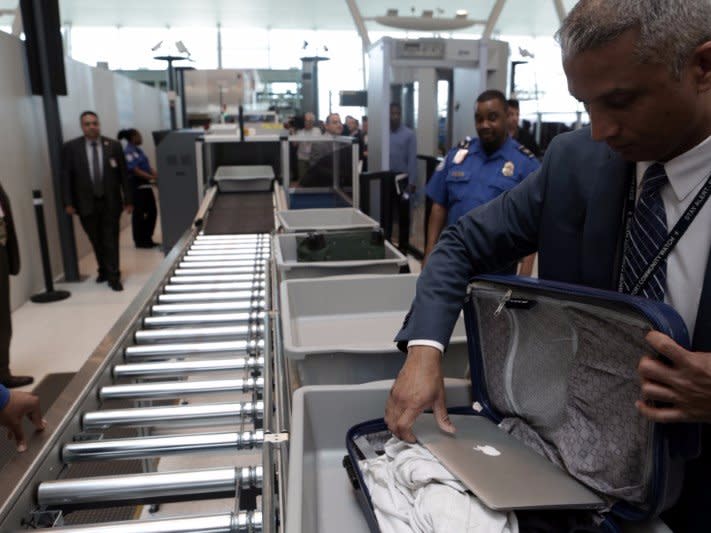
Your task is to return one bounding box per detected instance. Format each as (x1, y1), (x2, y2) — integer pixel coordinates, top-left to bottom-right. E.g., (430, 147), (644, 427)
(118, 129), (158, 248)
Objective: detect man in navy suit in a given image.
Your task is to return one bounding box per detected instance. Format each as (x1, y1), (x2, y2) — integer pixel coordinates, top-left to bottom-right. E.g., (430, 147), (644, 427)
(62, 111), (133, 291)
(386, 1), (711, 530)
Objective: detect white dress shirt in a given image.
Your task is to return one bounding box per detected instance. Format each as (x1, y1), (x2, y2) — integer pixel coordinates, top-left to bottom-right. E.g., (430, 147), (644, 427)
(637, 134), (711, 340)
(410, 134), (711, 353)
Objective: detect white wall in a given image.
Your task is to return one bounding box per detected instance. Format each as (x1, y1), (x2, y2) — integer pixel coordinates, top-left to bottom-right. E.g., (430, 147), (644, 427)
(0, 31), (169, 311)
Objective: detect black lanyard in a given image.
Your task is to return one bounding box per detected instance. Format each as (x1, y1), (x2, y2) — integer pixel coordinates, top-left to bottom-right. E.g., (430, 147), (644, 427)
(618, 170), (711, 296)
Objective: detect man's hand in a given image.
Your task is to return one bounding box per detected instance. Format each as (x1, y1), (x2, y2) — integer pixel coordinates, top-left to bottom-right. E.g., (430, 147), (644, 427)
(636, 331), (711, 423)
(65, 205), (76, 216)
(0, 391), (46, 452)
(385, 345), (455, 442)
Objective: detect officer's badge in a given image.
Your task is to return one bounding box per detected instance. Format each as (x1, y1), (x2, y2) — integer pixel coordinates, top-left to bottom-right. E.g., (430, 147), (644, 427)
(502, 161), (515, 176)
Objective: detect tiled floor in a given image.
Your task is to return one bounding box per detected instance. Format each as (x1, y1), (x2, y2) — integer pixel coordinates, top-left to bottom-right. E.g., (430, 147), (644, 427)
(10, 223), (166, 393)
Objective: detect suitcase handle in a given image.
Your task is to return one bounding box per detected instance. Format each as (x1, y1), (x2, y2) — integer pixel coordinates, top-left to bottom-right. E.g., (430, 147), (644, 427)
(342, 455), (361, 490)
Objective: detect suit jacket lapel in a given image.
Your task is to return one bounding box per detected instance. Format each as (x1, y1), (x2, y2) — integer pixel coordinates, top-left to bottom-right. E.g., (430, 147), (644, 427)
(582, 149), (633, 289)
(78, 138), (92, 183)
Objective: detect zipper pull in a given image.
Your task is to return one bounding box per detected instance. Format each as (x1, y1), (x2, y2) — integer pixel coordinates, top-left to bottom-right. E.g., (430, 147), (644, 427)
(493, 289), (513, 317)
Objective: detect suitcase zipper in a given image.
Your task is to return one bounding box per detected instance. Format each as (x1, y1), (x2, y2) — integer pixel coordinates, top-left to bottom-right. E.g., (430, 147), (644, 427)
(493, 289), (512, 317)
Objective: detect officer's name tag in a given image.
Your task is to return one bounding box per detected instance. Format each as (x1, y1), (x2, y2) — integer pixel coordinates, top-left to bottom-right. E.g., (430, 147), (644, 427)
(453, 149), (468, 165)
(109, 157), (117, 168)
(450, 171), (465, 177)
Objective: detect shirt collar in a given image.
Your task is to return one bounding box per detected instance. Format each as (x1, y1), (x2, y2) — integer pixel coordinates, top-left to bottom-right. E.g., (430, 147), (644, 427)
(471, 136), (511, 161)
(640, 134), (711, 202)
(85, 136), (101, 146)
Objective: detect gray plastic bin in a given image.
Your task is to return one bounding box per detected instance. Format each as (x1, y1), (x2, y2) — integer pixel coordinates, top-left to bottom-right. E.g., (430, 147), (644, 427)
(286, 380), (472, 533)
(280, 274), (469, 386)
(274, 233), (407, 280)
(286, 381), (672, 533)
(214, 165), (274, 192)
(276, 208), (379, 233)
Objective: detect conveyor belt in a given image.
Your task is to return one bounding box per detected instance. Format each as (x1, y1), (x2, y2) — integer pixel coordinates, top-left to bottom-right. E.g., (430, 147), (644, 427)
(0, 186), (286, 532)
(203, 192), (274, 235)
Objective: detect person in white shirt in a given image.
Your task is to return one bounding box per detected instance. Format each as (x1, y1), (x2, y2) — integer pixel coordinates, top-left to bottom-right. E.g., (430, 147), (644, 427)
(385, 1), (711, 530)
(294, 112), (323, 181)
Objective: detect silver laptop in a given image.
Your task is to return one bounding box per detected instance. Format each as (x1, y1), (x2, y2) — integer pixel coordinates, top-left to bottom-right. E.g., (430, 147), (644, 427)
(413, 414), (605, 511)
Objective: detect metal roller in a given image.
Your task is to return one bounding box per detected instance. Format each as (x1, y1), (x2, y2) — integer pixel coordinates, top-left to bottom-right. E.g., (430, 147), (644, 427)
(62, 430), (265, 462)
(143, 311), (264, 328)
(187, 247), (269, 255)
(192, 235), (268, 241)
(113, 357), (264, 378)
(173, 267), (265, 276)
(188, 246), (269, 254)
(191, 237), (268, 243)
(164, 282), (265, 293)
(124, 339), (263, 360)
(169, 274), (265, 284)
(83, 401), (264, 430)
(134, 324), (263, 344)
(41, 511), (262, 532)
(196, 234), (266, 240)
(157, 290), (264, 304)
(99, 377), (265, 400)
(150, 301), (264, 315)
(38, 466), (263, 507)
(179, 260), (266, 269)
(182, 254), (269, 262)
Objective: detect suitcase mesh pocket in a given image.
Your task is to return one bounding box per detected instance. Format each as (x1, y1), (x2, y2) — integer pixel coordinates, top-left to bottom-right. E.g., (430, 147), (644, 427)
(474, 290), (654, 506)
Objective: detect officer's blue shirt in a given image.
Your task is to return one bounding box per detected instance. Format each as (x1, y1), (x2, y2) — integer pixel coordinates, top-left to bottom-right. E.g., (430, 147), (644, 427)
(426, 136), (540, 226)
(124, 143), (152, 187)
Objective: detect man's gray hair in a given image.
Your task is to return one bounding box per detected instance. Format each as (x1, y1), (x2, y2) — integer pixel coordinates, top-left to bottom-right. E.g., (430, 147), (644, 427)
(557, 0), (711, 78)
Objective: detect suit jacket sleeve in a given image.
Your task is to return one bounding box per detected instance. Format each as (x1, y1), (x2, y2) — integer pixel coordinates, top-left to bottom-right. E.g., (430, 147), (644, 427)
(394, 137), (556, 352)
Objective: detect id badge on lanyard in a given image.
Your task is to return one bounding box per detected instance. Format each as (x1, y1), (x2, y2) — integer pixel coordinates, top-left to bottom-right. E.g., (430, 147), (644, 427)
(618, 172), (711, 296)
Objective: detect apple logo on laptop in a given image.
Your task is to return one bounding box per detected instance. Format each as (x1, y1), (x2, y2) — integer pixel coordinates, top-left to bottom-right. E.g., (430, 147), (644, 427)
(473, 444), (501, 457)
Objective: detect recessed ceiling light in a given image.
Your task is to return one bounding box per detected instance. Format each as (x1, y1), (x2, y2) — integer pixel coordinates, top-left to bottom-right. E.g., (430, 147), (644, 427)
(455, 9), (468, 18)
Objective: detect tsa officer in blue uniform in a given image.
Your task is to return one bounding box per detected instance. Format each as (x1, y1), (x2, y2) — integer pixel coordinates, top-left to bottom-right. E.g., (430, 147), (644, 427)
(118, 129), (158, 248)
(424, 90), (540, 269)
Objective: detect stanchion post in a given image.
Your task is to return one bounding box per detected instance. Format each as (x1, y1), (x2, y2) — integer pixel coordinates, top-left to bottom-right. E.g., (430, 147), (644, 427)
(30, 189), (70, 303)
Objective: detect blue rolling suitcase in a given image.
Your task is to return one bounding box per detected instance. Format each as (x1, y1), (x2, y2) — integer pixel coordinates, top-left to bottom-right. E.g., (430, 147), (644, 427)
(344, 275), (701, 532)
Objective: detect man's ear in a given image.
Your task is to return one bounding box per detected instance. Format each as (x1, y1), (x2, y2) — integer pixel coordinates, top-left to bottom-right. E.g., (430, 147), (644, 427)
(692, 41), (711, 92)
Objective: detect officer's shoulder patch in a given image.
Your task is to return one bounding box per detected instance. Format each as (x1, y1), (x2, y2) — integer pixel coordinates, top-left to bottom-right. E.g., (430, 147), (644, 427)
(517, 145), (535, 159)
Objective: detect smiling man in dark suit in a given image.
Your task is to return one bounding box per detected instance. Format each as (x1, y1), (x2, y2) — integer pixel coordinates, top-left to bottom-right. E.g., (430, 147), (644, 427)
(385, 1), (711, 530)
(61, 111), (133, 291)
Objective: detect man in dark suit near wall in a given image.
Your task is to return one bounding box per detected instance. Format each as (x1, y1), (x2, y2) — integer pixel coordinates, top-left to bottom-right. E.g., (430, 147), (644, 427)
(0, 183), (33, 388)
(386, 1), (711, 530)
(61, 111), (132, 291)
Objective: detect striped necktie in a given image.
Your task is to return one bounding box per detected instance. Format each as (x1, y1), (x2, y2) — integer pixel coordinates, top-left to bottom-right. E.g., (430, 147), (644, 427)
(620, 163), (669, 301)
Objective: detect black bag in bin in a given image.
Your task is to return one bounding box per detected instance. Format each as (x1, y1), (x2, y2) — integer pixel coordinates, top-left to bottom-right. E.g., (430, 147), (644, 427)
(296, 229), (386, 263)
(344, 275), (701, 533)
